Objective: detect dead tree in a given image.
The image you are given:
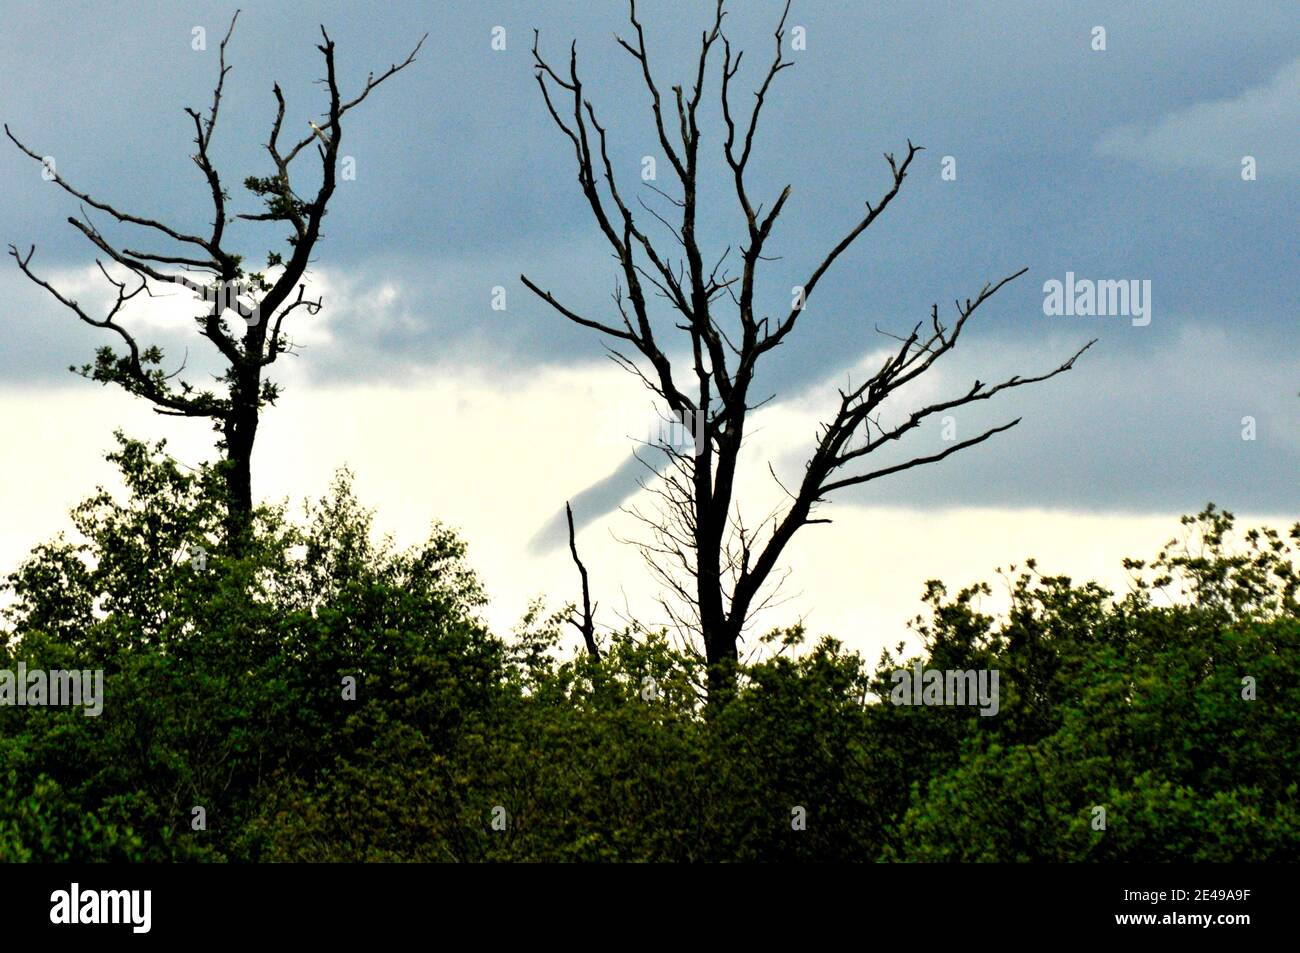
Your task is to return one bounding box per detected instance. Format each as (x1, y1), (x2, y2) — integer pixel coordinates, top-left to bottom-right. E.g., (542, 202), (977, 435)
(565, 502), (601, 660)
(524, 0), (1092, 705)
(6, 11), (424, 543)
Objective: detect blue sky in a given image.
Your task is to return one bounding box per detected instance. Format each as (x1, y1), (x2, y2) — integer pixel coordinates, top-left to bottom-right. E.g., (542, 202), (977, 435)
(0, 1), (1296, 627)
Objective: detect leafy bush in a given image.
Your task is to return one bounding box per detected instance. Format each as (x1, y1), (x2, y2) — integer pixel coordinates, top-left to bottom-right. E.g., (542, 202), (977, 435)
(2, 439), (1296, 861)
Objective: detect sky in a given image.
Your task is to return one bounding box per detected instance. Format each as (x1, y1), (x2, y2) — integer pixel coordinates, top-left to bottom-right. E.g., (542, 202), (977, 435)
(0, 0), (1296, 659)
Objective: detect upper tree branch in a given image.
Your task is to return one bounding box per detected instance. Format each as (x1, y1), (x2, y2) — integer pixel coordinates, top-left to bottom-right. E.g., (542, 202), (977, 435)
(5, 124), (213, 251)
(7, 244), (221, 419)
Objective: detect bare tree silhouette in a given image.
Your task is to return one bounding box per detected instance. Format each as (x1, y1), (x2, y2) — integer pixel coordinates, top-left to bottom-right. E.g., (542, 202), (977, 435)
(6, 10), (424, 544)
(524, 0), (1092, 705)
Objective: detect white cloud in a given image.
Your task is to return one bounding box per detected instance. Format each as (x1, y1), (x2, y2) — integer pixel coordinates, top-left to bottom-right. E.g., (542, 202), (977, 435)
(3, 337), (1288, 667)
(1095, 56), (1300, 175)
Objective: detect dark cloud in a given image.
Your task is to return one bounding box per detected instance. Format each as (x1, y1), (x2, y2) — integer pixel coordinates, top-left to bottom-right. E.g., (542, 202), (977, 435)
(2, 0), (1295, 526)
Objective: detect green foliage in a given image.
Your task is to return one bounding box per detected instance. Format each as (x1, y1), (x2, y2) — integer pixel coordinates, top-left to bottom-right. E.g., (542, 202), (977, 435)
(1, 434), (503, 861)
(2, 442), (1296, 861)
(243, 175), (311, 228)
(888, 510), (1300, 861)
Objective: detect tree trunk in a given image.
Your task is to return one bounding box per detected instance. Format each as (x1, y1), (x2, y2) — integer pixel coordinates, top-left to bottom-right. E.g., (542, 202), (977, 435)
(698, 544), (738, 708)
(704, 632), (738, 709)
(222, 373), (260, 547)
